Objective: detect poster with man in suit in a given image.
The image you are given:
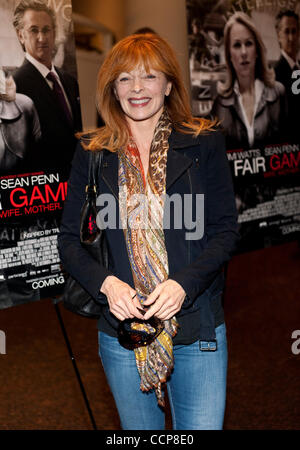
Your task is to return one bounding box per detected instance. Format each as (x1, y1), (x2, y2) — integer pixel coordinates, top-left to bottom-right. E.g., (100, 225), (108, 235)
(12, 0), (82, 176)
(0, 0), (82, 309)
(274, 9), (300, 144)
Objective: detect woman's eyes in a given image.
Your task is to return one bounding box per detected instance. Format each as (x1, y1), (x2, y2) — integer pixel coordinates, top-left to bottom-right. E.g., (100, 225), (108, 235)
(117, 74), (156, 82)
(119, 77), (129, 82)
(232, 40), (254, 48)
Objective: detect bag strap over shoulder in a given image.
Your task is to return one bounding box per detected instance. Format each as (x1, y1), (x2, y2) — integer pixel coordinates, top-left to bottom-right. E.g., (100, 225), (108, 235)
(86, 150), (103, 197)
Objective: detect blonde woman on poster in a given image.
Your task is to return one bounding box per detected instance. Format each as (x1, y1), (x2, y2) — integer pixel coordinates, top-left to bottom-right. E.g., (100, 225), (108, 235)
(211, 12), (288, 150)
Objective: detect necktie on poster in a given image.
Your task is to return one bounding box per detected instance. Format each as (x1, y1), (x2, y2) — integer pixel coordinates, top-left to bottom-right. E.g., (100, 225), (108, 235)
(46, 71), (73, 126)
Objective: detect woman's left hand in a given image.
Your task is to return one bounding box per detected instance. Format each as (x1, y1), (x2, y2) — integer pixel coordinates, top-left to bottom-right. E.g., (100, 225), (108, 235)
(142, 280), (186, 321)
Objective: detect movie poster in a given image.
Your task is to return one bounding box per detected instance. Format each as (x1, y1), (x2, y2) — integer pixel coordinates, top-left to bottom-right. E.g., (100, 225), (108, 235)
(0, 0), (82, 309)
(186, 0), (300, 252)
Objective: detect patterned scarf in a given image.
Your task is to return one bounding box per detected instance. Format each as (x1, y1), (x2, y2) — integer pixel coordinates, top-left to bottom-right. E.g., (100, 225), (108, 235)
(118, 109), (179, 406)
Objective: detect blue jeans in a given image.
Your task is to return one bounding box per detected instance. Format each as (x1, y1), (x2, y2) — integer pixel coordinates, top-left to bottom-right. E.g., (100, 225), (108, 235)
(98, 322), (227, 430)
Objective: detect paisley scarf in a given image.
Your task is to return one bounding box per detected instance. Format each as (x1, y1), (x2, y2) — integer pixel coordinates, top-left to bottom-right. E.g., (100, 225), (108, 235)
(118, 109), (178, 406)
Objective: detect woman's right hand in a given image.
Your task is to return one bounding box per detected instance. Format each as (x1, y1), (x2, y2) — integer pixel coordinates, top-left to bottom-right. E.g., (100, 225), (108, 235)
(100, 275), (144, 321)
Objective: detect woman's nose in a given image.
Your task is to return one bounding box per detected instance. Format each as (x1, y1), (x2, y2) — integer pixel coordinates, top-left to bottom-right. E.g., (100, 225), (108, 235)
(132, 76), (143, 92)
(241, 44), (247, 55)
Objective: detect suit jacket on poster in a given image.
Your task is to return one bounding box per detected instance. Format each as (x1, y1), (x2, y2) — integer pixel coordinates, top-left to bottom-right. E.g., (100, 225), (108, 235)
(13, 59), (82, 176)
(211, 80), (288, 150)
(274, 55), (300, 143)
(58, 129), (239, 345)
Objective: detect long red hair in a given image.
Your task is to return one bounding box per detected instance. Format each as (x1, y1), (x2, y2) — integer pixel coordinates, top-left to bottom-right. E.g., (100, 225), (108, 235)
(85, 33), (216, 152)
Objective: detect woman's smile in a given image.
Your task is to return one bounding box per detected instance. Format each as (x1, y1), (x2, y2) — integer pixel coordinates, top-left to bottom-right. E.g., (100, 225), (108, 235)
(128, 97), (151, 107)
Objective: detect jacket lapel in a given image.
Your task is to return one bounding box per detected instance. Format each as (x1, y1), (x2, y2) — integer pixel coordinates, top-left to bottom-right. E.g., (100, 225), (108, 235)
(56, 67), (80, 129)
(99, 130), (194, 197)
(220, 93), (245, 125)
(256, 85), (278, 116)
(22, 60), (73, 129)
(22, 59), (55, 104)
(166, 147), (193, 191)
(166, 130), (194, 190)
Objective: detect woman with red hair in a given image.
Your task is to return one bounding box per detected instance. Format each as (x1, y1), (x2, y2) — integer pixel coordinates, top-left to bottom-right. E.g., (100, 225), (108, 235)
(58, 33), (239, 430)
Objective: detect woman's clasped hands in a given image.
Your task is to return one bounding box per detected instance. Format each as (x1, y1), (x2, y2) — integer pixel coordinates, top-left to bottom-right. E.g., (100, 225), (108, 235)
(101, 276), (186, 322)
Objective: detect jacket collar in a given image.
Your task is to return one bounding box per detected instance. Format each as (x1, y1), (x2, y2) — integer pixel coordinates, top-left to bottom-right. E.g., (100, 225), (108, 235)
(218, 82), (279, 107)
(168, 128), (204, 148)
(218, 81), (280, 121)
(101, 129), (194, 197)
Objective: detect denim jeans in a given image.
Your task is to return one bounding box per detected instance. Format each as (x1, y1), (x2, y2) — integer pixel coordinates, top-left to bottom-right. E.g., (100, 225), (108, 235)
(98, 322), (227, 430)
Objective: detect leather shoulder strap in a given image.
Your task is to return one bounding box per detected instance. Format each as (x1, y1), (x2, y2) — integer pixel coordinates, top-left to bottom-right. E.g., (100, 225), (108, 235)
(89, 150), (103, 195)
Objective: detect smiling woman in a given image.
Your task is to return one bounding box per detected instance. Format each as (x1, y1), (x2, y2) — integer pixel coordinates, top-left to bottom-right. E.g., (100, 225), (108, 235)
(58, 32), (239, 430)
(114, 68), (171, 126)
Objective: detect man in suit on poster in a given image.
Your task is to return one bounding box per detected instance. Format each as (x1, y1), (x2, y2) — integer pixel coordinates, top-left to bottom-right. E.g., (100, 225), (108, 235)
(12, 0), (82, 176)
(275, 9), (300, 143)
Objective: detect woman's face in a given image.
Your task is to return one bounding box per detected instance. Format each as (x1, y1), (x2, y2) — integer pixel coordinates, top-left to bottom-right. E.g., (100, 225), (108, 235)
(229, 22), (257, 81)
(114, 65), (172, 127)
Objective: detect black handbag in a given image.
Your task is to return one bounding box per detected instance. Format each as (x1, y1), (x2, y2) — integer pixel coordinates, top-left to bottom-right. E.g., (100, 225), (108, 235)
(62, 150), (108, 318)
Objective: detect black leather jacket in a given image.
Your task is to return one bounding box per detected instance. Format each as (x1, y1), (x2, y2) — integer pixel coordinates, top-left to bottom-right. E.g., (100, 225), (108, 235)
(0, 93), (41, 174)
(58, 130), (239, 345)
